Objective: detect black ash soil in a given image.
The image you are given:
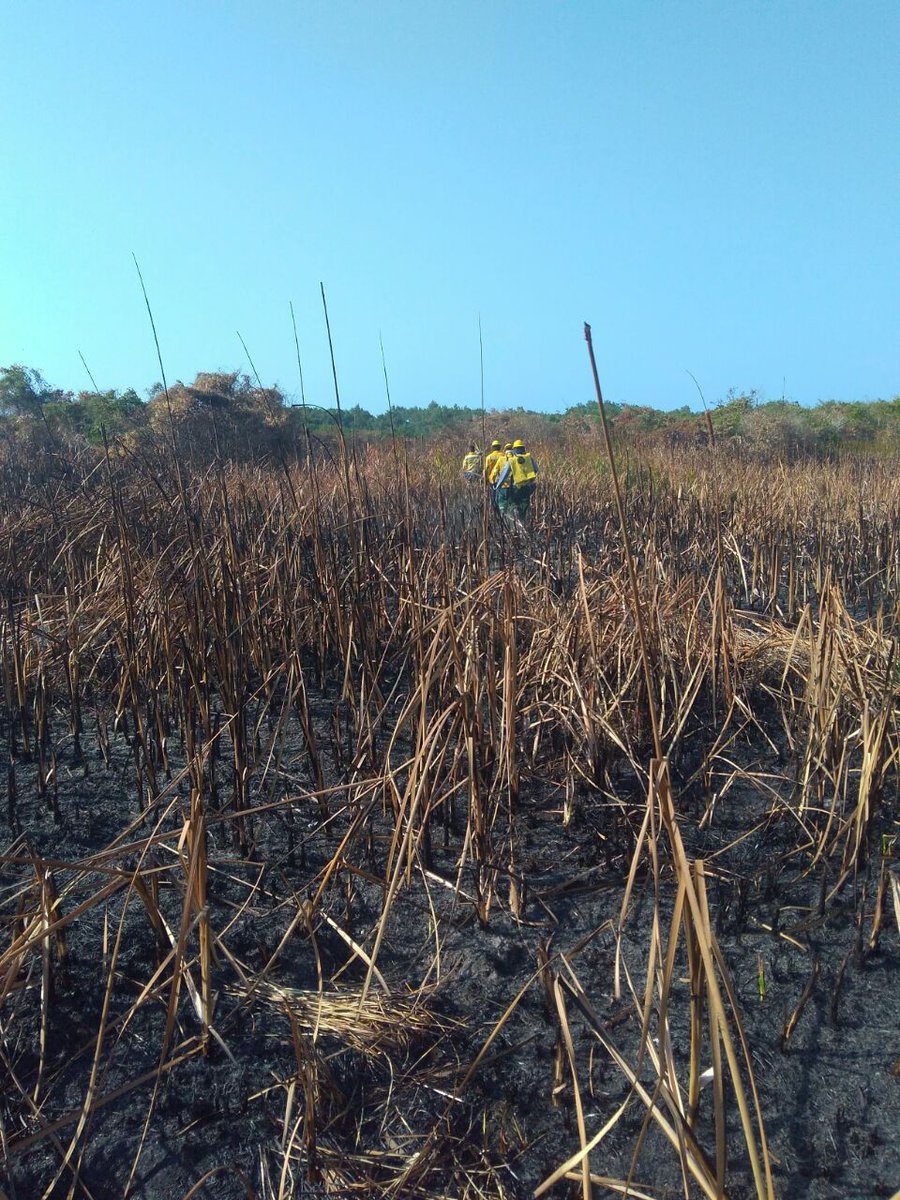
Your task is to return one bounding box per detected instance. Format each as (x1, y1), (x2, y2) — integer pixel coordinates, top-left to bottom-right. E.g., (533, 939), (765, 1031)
(2, 666), (898, 1200)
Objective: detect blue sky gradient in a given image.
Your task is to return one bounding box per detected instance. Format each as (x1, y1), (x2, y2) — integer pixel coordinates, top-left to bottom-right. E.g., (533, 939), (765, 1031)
(2, 1), (897, 411)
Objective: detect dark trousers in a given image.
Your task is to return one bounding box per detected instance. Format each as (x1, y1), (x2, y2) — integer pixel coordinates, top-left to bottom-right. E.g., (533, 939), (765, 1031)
(510, 481), (535, 519)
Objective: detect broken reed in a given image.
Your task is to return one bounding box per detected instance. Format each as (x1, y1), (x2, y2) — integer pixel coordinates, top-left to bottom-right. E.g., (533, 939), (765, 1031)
(0, 424), (898, 1197)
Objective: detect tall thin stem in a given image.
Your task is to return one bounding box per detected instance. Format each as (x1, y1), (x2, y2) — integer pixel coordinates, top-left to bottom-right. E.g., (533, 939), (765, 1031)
(584, 322), (662, 760)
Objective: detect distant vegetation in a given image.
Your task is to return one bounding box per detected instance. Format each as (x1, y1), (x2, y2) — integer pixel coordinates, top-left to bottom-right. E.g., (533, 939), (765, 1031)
(2, 363), (899, 460)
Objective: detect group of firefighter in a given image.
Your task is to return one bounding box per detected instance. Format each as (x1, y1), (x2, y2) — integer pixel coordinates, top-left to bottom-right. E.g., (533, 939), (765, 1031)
(461, 439), (539, 524)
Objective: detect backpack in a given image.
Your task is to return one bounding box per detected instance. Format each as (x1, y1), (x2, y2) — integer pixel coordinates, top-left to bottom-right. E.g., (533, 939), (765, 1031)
(509, 452), (536, 485)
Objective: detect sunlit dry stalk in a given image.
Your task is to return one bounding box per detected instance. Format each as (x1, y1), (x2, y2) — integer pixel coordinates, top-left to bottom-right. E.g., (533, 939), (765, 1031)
(584, 323), (662, 759)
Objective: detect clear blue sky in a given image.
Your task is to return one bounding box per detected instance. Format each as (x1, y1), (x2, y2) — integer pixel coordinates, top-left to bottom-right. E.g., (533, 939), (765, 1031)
(2, 1), (897, 412)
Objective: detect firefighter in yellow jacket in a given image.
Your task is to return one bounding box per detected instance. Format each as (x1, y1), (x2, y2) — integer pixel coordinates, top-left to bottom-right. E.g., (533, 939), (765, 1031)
(494, 439), (538, 522)
(483, 440), (504, 483)
(461, 442), (482, 482)
(489, 443), (514, 513)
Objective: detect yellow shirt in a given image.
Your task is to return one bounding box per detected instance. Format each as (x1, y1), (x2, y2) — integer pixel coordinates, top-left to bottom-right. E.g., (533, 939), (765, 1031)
(483, 449), (504, 480)
(488, 451), (511, 485)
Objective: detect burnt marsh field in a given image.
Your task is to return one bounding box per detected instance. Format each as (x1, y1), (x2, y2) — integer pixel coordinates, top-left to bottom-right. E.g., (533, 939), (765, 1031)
(1, 436), (899, 1200)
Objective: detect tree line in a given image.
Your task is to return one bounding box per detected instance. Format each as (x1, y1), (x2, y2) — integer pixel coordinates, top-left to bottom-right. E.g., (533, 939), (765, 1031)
(2, 363), (898, 461)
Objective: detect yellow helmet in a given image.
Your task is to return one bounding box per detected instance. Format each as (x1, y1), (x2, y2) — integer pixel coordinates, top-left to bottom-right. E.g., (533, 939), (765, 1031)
(503, 443), (512, 452)
(491, 439), (501, 449)
(512, 439), (524, 449)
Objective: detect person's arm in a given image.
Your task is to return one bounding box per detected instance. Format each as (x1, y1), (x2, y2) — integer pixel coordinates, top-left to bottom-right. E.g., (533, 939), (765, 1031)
(495, 460), (510, 488)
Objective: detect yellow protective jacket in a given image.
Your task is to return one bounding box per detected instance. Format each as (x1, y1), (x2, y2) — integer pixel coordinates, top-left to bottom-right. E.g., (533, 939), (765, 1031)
(489, 451), (511, 486)
(462, 451), (482, 473)
(483, 449), (504, 480)
(508, 451), (537, 485)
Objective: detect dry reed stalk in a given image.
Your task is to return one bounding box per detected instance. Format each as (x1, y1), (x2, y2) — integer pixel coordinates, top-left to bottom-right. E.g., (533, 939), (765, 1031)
(553, 975), (593, 1200)
(584, 323), (662, 760)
